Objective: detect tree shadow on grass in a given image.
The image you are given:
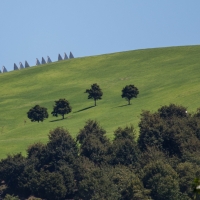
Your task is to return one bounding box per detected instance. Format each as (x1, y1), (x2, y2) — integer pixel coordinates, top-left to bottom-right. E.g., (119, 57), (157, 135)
(49, 117), (68, 123)
(74, 106), (95, 113)
(117, 104), (129, 108)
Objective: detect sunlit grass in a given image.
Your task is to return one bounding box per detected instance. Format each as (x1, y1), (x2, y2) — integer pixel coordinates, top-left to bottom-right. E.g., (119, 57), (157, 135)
(0, 45), (200, 158)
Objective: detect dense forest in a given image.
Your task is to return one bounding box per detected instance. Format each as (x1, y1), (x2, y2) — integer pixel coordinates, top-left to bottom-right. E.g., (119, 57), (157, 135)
(0, 104), (200, 200)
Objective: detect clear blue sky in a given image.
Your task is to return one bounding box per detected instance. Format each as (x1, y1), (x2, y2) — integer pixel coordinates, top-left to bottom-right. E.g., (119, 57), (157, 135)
(0, 1), (200, 72)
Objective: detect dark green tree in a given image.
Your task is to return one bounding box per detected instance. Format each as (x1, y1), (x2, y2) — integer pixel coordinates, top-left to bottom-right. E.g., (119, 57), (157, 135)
(28, 127), (78, 172)
(77, 120), (110, 164)
(0, 153), (26, 195)
(158, 103), (187, 119)
(121, 84), (139, 105)
(51, 99), (71, 119)
(27, 105), (48, 122)
(78, 167), (120, 200)
(176, 162), (200, 198)
(110, 126), (140, 166)
(138, 104), (200, 157)
(46, 127), (78, 170)
(142, 160), (180, 200)
(77, 120), (107, 144)
(29, 171), (67, 200)
(85, 83), (103, 106)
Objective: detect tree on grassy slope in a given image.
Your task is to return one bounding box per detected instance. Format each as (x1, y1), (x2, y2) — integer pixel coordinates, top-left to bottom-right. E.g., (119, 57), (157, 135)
(121, 84), (139, 105)
(85, 83), (103, 106)
(27, 105), (48, 122)
(51, 99), (71, 119)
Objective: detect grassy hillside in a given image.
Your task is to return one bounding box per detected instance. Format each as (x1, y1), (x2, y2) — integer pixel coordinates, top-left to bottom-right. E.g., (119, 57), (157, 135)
(0, 45), (200, 158)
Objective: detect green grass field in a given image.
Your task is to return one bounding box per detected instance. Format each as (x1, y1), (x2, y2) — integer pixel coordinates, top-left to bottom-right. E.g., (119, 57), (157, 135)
(0, 45), (200, 158)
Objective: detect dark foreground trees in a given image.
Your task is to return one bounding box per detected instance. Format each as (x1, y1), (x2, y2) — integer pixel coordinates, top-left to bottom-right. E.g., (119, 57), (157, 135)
(121, 84), (139, 105)
(51, 99), (72, 119)
(1, 105), (200, 199)
(27, 105), (48, 122)
(85, 83), (103, 106)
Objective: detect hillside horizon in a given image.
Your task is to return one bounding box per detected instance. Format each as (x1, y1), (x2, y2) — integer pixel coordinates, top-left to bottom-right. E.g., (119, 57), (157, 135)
(0, 45), (200, 158)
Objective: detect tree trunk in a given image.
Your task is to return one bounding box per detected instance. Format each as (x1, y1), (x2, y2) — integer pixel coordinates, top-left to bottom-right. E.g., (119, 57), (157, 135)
(62, 114), (64, 119)
(94, 99), (96, 106)
(128, 99), (130, 105)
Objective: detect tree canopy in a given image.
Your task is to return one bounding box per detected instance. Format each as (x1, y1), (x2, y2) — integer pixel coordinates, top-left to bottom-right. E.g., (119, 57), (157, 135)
(27, 105), (48, 122)
(121, 84), (139, 105)
(85, 83), (103, 106)
(2, 104), (200, 199)
(51, 99), (71, 119)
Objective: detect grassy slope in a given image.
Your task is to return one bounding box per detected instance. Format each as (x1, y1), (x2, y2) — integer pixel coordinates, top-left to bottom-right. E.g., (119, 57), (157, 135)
(0, 45), (200, 158)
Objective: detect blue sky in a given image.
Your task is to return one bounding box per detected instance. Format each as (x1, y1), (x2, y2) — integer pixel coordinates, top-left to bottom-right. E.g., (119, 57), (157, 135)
(0, 1), (200, 72)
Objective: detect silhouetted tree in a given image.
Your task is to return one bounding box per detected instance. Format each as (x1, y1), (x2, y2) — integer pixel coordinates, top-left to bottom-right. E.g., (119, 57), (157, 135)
(51, 99), (71, 119)
(121, 84), (139, 105)
(27, 105), (48, 122)
(85, 83), (103, 106)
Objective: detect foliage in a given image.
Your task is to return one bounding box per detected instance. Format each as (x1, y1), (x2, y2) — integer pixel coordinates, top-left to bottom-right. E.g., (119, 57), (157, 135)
(121, 84), (139, 105)
(85, 83), (103, 106)
(158, 103), (187, 119)
(77, 120), (107, 144)
(1, 105), (200, 199)
(26, 196), (42, 200)
(3, 194), (20, 200)
(78, 167), (120, 200)
(31, 127), (79, 172)
(29, 171), (67, 200)
(27, 105), (48, 122)
(192, 178), (200, 199)
(125, 177), (151, 200)
(43, 127), (78, 171)
(176, 162), (200, 198)
(0, 153), (26, 195)
(51, 98), (71, 119)
(77, 120), (110, 164)
(138, 104), (200, 157)
(142, 160), (180, 200)
(110, 126), (140, 166)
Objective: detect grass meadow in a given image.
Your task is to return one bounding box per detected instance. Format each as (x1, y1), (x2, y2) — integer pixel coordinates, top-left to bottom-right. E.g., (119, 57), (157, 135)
(0, 45), (200, 158)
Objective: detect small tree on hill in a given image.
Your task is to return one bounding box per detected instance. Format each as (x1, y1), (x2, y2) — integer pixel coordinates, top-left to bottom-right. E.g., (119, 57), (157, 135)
(85, 83), (103, 106)
(121, 84), (139, 105)
(51, 99), (72, 119)
(27, 105), (48, 122)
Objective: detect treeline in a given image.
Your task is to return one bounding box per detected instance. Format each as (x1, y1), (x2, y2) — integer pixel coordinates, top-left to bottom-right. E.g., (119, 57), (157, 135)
(1, 104), (200, 199)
